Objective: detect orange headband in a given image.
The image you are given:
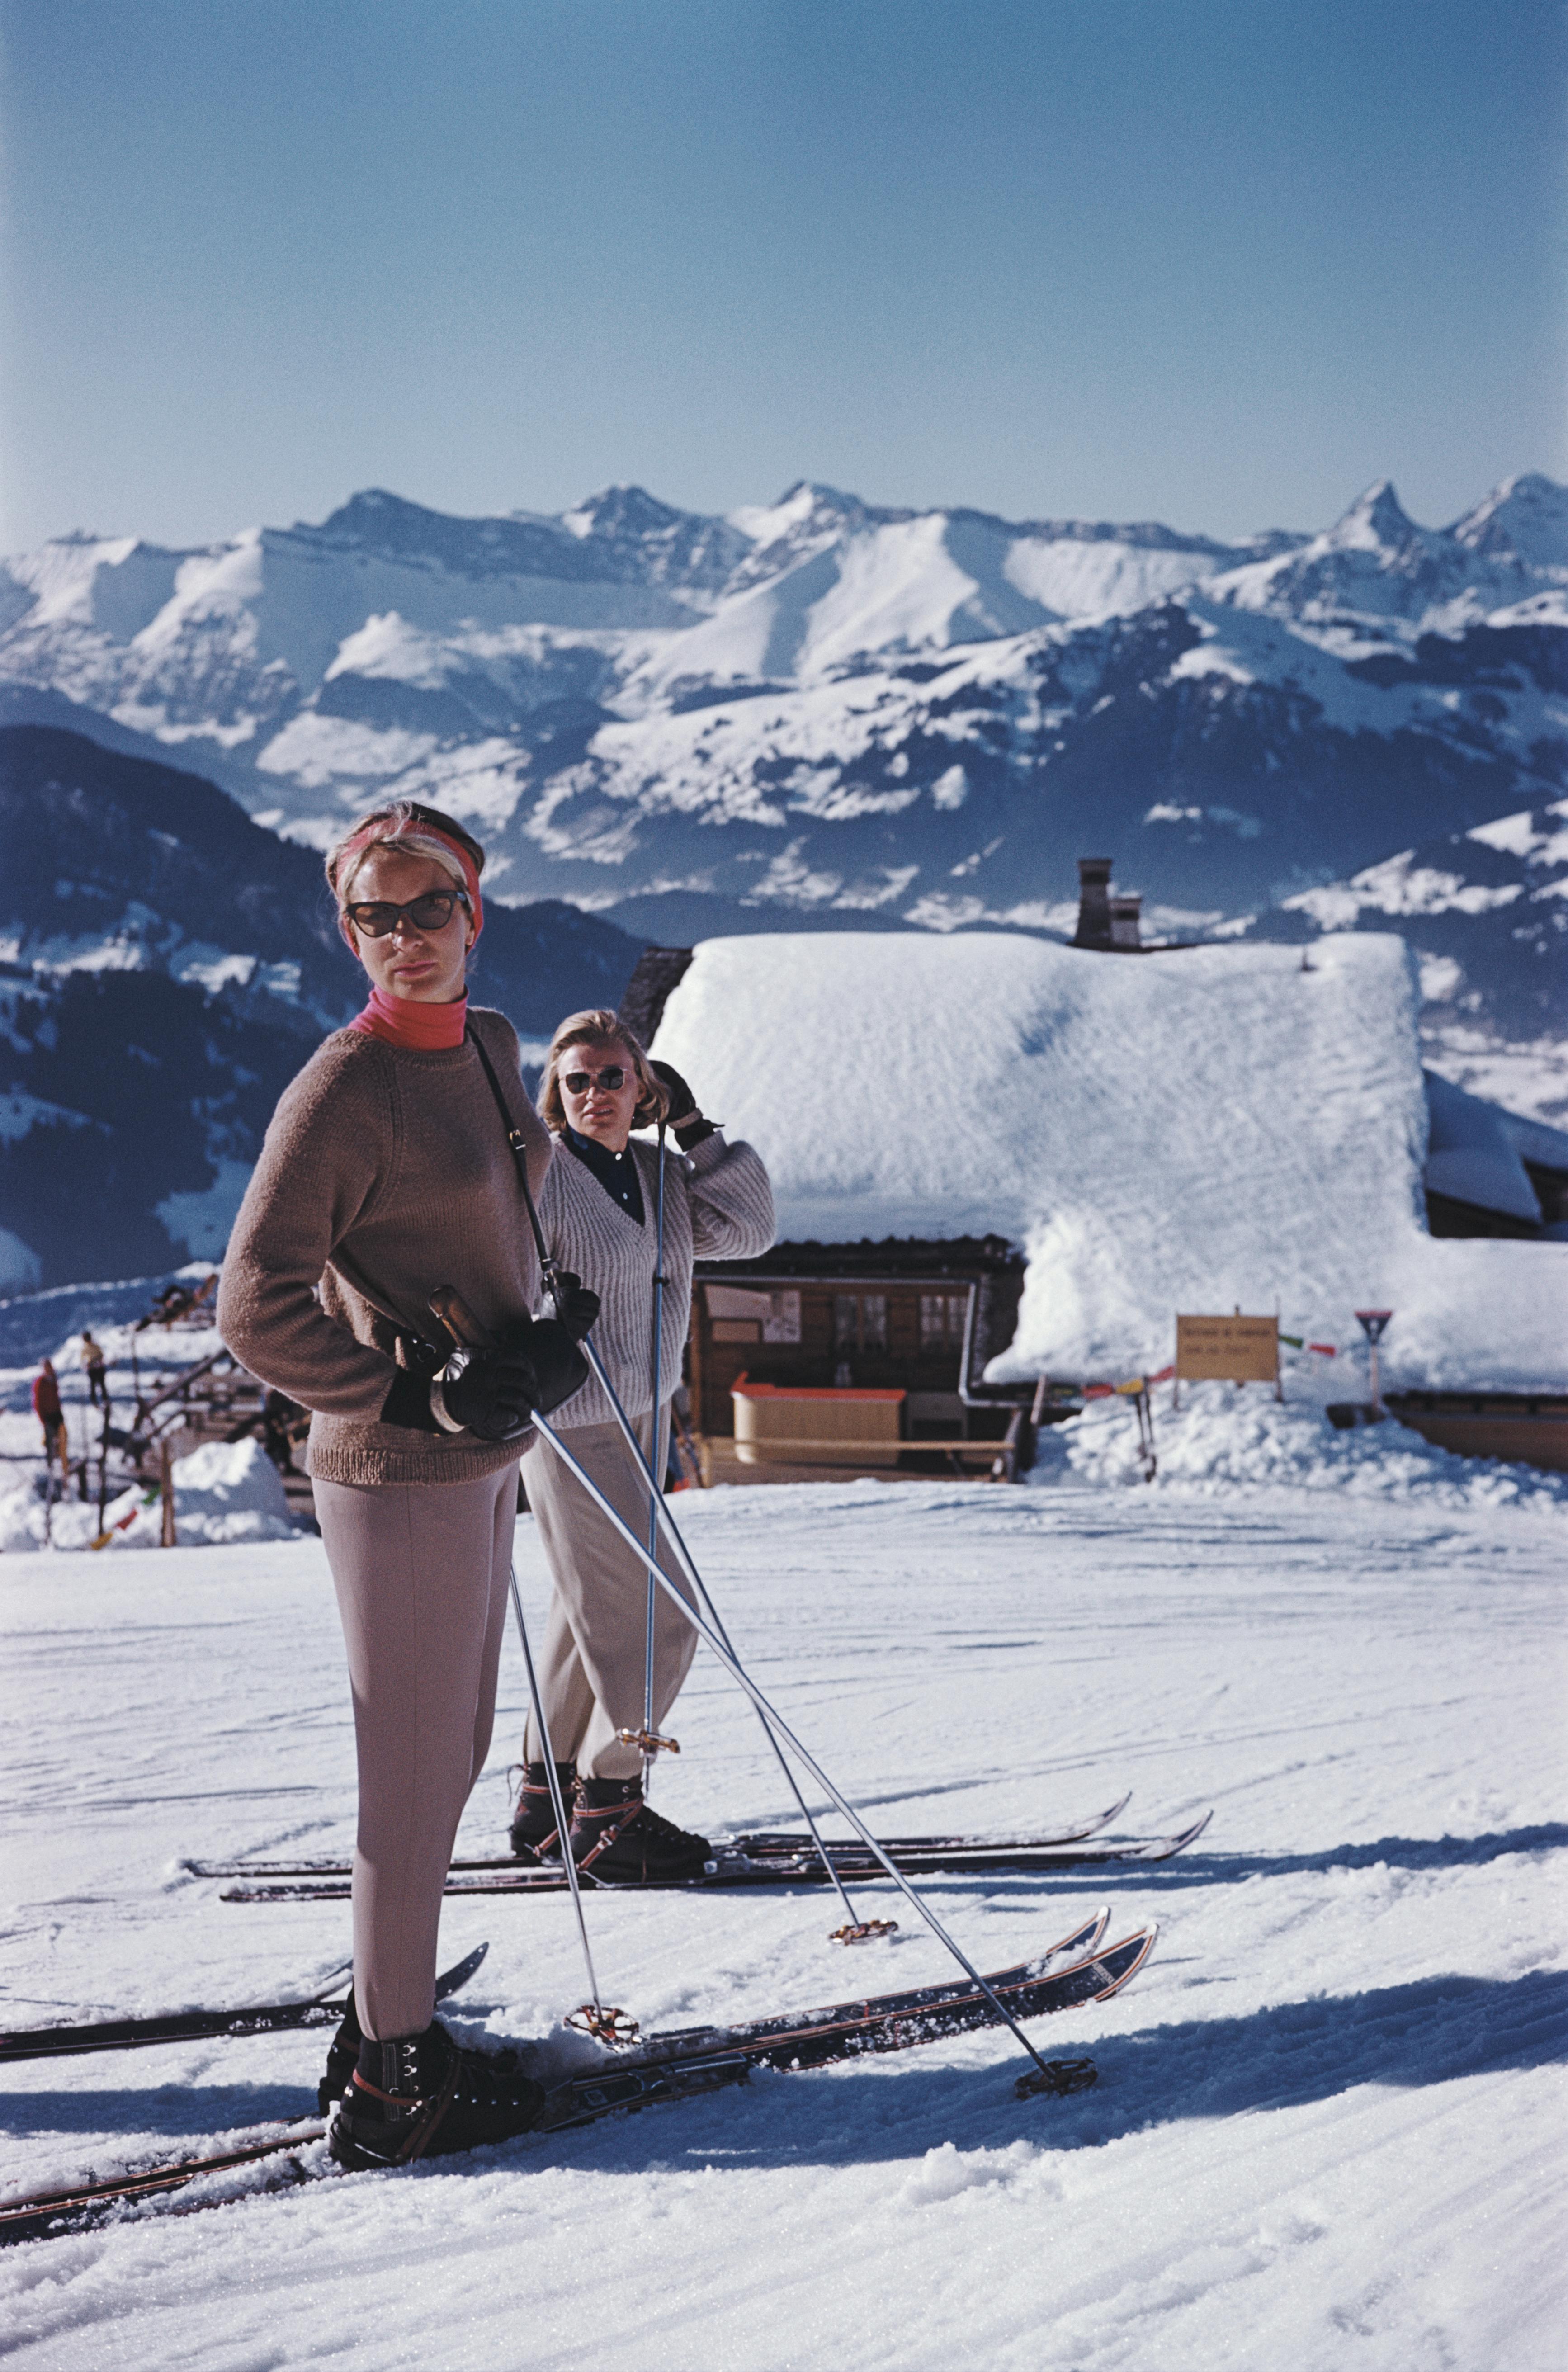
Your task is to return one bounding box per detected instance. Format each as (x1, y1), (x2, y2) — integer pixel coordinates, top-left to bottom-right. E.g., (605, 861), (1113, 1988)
(336, 821), (484, 952)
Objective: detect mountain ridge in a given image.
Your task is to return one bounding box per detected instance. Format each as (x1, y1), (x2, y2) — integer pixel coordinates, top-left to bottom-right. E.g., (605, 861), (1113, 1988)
(1, 464), (1561, 985)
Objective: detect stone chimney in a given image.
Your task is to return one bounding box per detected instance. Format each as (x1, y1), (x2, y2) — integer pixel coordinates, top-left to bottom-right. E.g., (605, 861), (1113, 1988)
(1073, 858), (1114, 949)
(1109, 893), (1143, 950)
(617, 946), (694, 1047)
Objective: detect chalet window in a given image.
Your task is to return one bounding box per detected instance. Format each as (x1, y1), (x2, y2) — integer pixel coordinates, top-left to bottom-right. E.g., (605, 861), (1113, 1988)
(833, 1292), (889, 1353)
(920, 1293), (968, 1352)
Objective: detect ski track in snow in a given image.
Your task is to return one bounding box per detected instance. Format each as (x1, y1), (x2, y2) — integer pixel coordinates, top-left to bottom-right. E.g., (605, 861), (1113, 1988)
(0, 1475), (1563, 2369)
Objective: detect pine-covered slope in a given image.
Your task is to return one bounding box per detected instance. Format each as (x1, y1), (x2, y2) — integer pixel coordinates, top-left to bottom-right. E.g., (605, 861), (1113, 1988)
(0, 728), (641, 1285)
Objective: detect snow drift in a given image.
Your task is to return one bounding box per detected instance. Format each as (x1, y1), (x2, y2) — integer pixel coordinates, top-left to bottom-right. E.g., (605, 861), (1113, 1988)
(0, 1434), (295, 1555)
(650, 931), (1568, 1389)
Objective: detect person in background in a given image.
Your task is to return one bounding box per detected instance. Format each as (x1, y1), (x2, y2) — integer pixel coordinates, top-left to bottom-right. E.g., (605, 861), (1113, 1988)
(81, 1332), (109, 1408)
(508, 1009), (774, 1881)
(219, 797), (596, 2173)
(33, 1358), (66, 1470)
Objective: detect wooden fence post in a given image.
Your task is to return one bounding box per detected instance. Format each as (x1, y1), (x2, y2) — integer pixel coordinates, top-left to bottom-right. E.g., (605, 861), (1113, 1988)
(160, 1437), (176, 1549)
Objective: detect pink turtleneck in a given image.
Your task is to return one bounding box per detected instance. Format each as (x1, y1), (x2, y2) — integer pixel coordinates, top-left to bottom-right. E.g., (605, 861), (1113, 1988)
(348, 985), (469, 1051)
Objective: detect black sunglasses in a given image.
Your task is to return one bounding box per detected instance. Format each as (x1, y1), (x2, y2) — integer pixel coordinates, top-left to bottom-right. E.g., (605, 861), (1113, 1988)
(562, 1065), (628, 1093)
(345, 889), (470, 938)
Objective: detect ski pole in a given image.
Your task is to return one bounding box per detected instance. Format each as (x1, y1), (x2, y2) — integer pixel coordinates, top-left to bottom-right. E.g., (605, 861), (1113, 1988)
(427, 1256), (893, 1944)
(528, 1410), (1067, 2093)
(577, 1336), (893, 1943)
(505, 1564), (633, 2046)
(642, 1117), (667, 1800)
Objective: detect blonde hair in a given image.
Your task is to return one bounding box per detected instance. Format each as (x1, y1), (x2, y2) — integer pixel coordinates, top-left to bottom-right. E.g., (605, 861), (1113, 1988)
(541, 1009), (668, 1134)
(325, 800), (485, 907)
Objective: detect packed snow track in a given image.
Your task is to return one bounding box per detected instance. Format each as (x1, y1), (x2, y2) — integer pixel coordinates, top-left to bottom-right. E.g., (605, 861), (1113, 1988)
(0, 1466), (1563, 2369)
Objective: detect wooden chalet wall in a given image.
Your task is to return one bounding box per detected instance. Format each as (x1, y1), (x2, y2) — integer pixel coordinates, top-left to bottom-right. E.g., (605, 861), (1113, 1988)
(688, 1237), (1028, 1441)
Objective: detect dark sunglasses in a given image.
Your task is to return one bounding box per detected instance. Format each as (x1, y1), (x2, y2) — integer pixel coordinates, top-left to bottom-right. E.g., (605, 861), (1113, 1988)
(562, 1065), (628, 1094)
(345, 889), (470, 938)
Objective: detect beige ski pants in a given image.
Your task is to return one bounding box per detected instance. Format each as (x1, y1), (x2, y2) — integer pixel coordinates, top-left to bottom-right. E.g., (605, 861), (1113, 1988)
(520, 1406), (699, 1781)
(315, 1460), (519, 2041)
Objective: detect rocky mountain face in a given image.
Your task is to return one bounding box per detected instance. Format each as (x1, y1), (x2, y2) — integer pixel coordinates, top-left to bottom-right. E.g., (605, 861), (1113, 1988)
(0, 728), (640, 1286)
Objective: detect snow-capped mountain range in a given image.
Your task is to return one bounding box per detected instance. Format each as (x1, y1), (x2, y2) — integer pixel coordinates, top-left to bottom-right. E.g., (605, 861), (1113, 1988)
(1, 469), (1563, 1168)
(3, 472), (1562, 934)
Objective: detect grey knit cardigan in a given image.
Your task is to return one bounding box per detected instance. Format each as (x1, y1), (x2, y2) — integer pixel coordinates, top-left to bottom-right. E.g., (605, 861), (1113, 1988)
(534, 1129), (775, 1429)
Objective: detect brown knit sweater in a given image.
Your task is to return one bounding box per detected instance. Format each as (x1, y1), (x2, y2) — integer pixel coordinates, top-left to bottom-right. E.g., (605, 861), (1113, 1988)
(217, 1009), (554, 1486)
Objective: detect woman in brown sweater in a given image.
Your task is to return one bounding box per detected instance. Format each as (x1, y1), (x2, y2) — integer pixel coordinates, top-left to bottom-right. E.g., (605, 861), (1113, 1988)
(218, 799), (593, 2171)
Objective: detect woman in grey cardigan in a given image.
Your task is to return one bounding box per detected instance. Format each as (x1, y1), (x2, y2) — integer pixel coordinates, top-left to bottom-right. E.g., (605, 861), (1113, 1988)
(511, 1006), (775, 1881)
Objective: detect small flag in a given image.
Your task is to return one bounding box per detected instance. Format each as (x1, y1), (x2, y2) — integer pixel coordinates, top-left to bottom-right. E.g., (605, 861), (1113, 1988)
(89, 1488), (158, 1552)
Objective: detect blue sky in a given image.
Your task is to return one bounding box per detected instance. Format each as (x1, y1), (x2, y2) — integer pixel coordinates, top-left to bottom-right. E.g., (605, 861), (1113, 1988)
(1, 0), (1562, 549)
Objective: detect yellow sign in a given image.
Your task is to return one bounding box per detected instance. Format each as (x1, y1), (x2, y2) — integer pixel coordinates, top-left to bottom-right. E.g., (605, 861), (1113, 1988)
(1176, 1314), (1279, 1385)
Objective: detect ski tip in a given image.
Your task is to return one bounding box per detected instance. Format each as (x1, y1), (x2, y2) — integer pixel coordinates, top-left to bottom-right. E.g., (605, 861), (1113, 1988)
(434, 1941), (489, 2001)
(1096, 1922), (1158, 1999)
(1074, 1904), (1113, 1956)
(1124, 1809), (1212, 1861)
(303, 1958), (354, 2006)
(1157, 1810), (1212, 1854)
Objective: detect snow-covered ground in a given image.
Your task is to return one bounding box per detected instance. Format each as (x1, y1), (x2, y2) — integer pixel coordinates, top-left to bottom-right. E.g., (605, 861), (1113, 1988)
(2, 1439), (1563, 2368)
(0, 1433), (295, 1555)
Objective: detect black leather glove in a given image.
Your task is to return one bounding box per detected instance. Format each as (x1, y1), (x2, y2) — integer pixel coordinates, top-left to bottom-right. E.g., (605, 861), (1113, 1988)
(511, 1317), (590, 1414)
(549, 1270), (601, 1343)
(650, 1058), (716, 1149)
(380, 1313), (590, 1437)
(438, 1344), (545, 1442)
(650, 1059), (697, 1127)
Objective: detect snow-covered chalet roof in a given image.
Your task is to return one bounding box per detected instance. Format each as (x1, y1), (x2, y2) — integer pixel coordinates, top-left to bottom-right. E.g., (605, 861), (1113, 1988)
(650, 931), (1567, 1390)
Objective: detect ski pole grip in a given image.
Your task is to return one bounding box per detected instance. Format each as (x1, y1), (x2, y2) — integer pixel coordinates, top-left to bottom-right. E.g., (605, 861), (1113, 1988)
(429, 1287), (494, 1355)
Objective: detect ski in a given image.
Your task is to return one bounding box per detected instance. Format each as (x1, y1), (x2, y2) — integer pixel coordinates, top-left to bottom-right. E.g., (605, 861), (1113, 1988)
(0, 1944), (488, 2069)
(0, 1911), (1144, 2248)
(179, 1792), (1136, 1884)
(216, 1814), (1211, 1904)
(735, 1789), (1134, 1856)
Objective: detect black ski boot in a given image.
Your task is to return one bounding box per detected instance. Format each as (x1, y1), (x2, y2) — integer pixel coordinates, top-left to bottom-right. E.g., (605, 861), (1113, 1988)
(318, 1990), (363, 2114)
(568, 1777), (713, 1884)
(329, 2021), (547, 2170)
(508, 1760), (576, 1861)
(322, 1996), (527, 2113)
